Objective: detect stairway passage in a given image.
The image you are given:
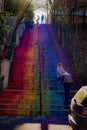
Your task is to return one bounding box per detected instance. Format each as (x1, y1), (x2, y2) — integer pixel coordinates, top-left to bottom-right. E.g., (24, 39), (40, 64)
(0, 24), (77, 116)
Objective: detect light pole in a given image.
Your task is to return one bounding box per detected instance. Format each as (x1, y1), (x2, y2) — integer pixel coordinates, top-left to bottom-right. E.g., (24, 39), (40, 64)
(46, 0), (48, 23)
(4, 0), (7, 11)
(46, 0), (53, 24)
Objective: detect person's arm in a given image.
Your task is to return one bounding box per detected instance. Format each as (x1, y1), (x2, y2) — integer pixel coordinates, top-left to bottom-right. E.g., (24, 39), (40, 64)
(57, 67), (60, 78)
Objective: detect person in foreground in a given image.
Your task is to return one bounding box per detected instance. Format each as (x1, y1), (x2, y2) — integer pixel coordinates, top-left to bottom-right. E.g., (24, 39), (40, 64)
(60, 71), (73, 106)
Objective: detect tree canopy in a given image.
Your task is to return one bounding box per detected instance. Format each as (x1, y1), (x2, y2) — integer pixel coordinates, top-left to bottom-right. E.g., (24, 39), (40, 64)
(0, 0), (34, 45)
(5, 0), (34, 20)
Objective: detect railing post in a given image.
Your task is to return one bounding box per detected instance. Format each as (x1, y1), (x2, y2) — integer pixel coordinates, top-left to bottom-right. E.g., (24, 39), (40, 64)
(38, 26), (42, 116)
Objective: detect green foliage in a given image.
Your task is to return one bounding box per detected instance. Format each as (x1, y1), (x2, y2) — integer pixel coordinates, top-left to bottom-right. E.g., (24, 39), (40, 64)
(5, 0), (20, 15)
(0, 14), (5, 23)
(0, 12), (10, 44)
(0, 0), (34, 45)
(5, 0), (34, 19)
(0, 11), (11, 30)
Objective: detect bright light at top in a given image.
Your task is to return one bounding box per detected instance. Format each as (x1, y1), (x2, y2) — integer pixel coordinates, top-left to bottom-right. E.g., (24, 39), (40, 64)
(31, 0), (47, 23)
(34, 9), (46, 24)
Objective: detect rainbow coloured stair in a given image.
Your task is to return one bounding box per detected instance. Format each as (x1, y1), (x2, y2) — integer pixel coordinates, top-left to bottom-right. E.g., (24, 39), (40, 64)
(0, 24), (77, 116)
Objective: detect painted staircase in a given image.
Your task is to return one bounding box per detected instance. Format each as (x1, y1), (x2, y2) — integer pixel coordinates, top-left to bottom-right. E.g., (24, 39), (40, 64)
(0, 24), (78, 116)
